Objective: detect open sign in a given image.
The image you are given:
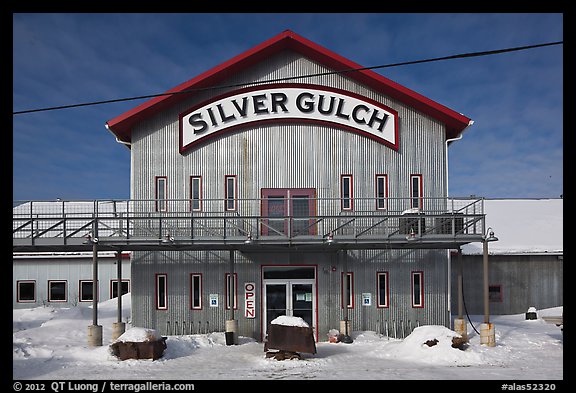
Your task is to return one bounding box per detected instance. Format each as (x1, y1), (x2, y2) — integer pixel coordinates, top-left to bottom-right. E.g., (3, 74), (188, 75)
(244, 282), (256, 319)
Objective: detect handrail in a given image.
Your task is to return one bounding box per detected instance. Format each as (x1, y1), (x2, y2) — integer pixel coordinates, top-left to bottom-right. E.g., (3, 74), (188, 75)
(13, 197), (485, 243)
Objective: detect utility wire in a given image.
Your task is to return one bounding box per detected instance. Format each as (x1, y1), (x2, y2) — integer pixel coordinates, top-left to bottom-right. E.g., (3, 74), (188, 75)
(12, 40), (563, 116)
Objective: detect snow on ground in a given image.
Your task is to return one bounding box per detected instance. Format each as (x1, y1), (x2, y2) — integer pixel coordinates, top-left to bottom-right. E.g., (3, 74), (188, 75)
(13, 295), (563, 381)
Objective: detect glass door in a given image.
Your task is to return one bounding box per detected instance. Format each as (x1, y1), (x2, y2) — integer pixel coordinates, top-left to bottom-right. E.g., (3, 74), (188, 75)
(263, 280), (315, 339)
(261, 188), (316, 236)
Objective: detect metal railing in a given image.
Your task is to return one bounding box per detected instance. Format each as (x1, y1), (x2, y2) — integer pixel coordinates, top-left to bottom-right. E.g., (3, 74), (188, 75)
(13, 197), (485, 246)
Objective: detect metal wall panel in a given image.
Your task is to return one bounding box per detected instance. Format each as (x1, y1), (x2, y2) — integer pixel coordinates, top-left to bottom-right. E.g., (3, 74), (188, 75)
(13, 256), (131, 309)
(451, 254), (563, 315)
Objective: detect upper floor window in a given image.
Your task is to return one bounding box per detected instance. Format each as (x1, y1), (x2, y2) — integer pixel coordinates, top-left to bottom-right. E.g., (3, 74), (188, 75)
(340, 175), (353, 211)
(410, 174), (423, 210)
(375, 174), (388, 210)
(155, 176), (167, 212)
(225, 175), (237, 211)
(190, 176), (202, 211)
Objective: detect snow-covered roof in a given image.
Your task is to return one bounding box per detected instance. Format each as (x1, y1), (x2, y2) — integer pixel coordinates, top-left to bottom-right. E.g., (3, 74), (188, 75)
(461, 198), (563, 255)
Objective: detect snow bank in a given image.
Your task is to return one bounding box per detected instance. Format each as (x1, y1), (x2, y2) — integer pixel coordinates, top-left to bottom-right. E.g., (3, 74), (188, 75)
(381, 325), (485, 365)
(270, 315), (309, 327)
(115, 327), (162, 343)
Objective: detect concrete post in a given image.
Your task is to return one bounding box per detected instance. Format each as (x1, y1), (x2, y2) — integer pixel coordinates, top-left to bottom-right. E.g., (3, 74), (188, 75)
(340, 249), (352, 342)
(225, 250), (237, 345)
(481, 239), (495, 346)
(453, 248), (467, 341)
(112, 251), (126, 341)
(89, 240), (102, 346)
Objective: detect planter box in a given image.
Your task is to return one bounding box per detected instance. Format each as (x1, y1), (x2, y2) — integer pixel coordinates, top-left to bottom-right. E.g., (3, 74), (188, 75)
(110, 337), (167, 361)
(264, 324), (316, 354)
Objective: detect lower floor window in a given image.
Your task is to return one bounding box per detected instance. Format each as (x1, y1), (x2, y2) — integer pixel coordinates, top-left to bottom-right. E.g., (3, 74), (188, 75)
(17, 280), (36, 302)
(342, 272), (354, 308)
(225, 273), (237, 310)
(48, 280), (67, 302)
(376, 272), (389, 308)
(411, 271), (424, 308)
(190, 274), (202, 310)
(79, 280), (97, 302)
(111, 280), (130, 299)
(156, 274), (168, 310)
(489, 285), (503, 302)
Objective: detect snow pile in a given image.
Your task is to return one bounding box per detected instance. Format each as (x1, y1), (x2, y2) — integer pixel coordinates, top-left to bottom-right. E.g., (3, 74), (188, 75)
(270, 315), (309, 327)
(115, 327), (162, 343)
(381, 325), (485, 365)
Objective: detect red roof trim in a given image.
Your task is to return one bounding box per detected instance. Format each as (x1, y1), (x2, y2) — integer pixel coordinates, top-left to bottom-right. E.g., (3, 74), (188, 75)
(106, 30), (471, 143)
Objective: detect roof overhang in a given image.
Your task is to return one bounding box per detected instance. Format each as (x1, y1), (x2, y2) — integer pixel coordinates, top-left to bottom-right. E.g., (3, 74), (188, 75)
(105, 30), (472, 145)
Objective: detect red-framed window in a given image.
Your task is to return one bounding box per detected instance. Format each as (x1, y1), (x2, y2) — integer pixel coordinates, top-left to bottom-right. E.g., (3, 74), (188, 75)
(79, 280), (99, 302)
(261, 188), (317, 236)
(190, 273), (203, 310)
(375, 174), (388, 210)
(156, 273), (168, 310)
(48, 280), (67, 302)
(341, 272), (354, 308)
(411, 271), (424, 308)
(110, 279), (130, 299)
(155, 176), (168, 212)
(16, 280), (36, 303)
(340, 174), (353, 211)
(410, 174), (423, 210)
(225, 273), (237, 310)
(190, 176), (202, 212)
(376, 272), (389, 308)
(225, 175), (237, 211)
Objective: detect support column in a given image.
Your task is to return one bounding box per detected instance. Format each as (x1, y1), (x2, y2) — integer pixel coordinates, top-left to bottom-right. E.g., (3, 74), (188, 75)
(480, 239), (495, 346)
(340, 249), (352, 343)
(88, 240), (102, 346)
(112, 250), (126, 340)
(225, 250), (238, 345)
(453, 248), (467, 341)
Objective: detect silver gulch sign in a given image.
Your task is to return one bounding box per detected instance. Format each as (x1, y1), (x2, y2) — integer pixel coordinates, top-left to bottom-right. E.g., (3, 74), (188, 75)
(179, 84), (398, 153)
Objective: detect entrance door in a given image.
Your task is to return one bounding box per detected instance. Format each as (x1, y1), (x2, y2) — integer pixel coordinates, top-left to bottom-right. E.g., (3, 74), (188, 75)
(263, 280), (316, 340)
(261, 188), (316, 236)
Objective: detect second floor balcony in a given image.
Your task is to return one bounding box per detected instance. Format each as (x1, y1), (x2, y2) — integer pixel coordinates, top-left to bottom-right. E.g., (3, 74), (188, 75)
(13, 197), (486, 252)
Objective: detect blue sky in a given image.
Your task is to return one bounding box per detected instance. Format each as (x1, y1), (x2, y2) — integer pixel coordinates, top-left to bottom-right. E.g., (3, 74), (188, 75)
(12, 13), (563, 201)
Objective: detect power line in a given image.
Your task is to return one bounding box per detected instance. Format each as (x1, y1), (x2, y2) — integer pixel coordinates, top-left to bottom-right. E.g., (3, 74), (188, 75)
(12, 40), (563, 116)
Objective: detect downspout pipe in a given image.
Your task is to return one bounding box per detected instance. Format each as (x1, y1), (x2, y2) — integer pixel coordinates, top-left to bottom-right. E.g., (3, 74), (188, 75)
(445, 120), (473, 328)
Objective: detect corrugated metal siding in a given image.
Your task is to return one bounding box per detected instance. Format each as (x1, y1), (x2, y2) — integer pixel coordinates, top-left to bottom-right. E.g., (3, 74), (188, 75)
(451, 254), (563, 315)
(129, 49), (450, 339)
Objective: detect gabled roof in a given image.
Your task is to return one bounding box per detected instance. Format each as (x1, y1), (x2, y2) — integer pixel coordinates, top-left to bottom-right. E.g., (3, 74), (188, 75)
(105, 30), (472, 144)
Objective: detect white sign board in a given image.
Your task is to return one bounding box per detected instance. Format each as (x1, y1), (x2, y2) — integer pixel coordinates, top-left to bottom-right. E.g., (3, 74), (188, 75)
(180, 84), (398, 153)
(209, 294), (219, 307)
(362, 293), (372, 306)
